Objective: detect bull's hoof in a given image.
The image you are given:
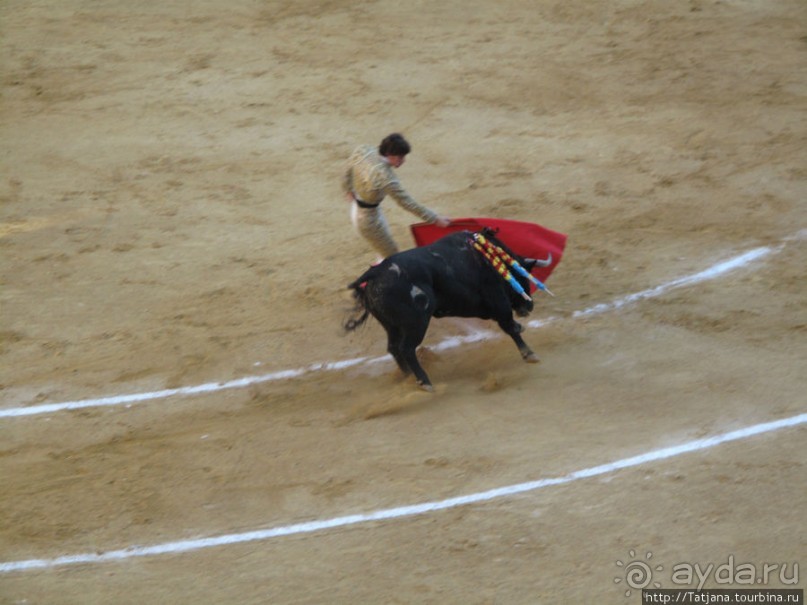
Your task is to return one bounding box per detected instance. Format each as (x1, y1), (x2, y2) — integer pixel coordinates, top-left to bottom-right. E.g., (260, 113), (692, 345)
(523, 352), (540, 364)
(418, 381), (435, 393)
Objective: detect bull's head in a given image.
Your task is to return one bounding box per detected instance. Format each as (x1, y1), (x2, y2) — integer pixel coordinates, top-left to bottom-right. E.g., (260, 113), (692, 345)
(477, 228), (553, 316)
(511, 254), (553, 317)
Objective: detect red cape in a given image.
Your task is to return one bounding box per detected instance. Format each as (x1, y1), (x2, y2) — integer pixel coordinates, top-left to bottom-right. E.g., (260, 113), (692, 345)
(410, 217), (567, 285)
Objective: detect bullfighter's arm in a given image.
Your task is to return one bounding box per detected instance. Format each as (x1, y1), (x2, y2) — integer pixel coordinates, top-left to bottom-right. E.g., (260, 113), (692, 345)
(383, 175), (439, 223)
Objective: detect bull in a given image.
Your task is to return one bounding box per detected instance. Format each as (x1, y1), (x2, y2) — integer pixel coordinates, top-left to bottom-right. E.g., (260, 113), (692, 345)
(344, 228), (552, 390)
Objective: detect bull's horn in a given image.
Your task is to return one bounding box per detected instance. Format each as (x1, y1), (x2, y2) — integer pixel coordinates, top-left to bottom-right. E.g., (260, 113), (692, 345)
(526, 253), (552, 267)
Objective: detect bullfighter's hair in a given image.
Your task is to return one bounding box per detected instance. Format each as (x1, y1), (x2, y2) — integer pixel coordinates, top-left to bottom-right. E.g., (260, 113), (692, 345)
(379, 133), (411, 157)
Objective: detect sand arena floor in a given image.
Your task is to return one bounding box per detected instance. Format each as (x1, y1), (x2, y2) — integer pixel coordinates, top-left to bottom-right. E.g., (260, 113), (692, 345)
(1, 1), (805, 603)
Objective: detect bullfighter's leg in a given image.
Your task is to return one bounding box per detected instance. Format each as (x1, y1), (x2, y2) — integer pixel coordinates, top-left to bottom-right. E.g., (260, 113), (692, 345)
(496, 316), (539, 363)
(350, 203), (399, 258)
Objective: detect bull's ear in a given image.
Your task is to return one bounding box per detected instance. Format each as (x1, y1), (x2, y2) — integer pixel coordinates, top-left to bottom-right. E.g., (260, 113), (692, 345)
(523, 259), (538, 271)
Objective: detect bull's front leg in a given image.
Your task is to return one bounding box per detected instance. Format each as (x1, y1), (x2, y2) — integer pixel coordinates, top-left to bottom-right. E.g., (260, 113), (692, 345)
(497, 316), (539, 363)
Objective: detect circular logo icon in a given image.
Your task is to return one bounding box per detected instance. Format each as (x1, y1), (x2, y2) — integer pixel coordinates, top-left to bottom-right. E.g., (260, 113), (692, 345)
(614, 550), (663, 597)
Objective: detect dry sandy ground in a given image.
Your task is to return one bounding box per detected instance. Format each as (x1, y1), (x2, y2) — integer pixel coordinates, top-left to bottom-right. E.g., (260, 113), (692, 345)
(1, 1), (805, 603)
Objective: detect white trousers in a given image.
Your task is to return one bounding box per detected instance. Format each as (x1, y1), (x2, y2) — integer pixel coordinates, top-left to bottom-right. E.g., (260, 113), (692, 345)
(350, 202), (399, 258)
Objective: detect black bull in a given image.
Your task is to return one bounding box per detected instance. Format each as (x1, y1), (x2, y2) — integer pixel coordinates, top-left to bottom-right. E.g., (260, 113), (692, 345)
(344, 229), (552, 390)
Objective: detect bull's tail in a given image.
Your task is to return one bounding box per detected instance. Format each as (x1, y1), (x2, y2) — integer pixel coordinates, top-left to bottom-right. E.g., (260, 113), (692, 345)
(343, 265), (381, 332)
(343, 305), (370, 331)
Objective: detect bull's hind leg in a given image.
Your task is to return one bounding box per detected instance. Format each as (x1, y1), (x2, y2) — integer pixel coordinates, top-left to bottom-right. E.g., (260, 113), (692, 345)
(497, 317), (539, 363)
(371, 280), (435, 390)
(397, 322), (433, 391)
(383, 324), (411, 376)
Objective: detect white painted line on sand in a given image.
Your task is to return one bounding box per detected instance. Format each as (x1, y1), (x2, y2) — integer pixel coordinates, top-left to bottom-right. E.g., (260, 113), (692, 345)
(0, 240), (789, 419)
(562, 245), (777, 322)
(1, 412), (804, 574)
